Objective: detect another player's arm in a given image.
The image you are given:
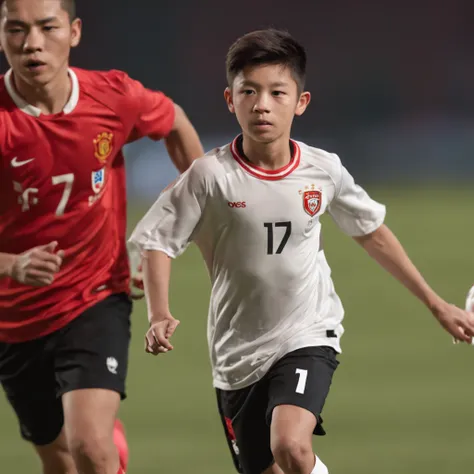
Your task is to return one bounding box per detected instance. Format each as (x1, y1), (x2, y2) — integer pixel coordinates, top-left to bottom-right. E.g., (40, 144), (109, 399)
(123, 73), (204, 173)
(0, 242), (64, 286)
(164, 104), (204, 173)
(353, 225), (474, 342)
(124, 74), (204, 292)
(129, 160), (209, 354)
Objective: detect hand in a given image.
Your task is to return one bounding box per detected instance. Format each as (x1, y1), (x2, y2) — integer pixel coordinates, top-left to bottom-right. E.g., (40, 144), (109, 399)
(145, 316), (180, 355)
(452, 286), (474, 345)
(432, 302), (474, 344)
(10, 241), (64, 286)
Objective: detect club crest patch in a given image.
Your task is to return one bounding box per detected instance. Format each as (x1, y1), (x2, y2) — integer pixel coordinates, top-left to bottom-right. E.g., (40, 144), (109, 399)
(93, 132), (114, 163)
(303, 190), (322, 216)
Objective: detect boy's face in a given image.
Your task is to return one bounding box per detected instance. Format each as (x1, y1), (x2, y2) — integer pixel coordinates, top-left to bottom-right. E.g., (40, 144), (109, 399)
(225, 63), (310, 144)
(0, 0), (81, 88)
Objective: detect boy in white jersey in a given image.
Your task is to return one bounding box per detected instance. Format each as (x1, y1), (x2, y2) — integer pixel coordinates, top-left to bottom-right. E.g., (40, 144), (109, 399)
(130, 29), (474, 474)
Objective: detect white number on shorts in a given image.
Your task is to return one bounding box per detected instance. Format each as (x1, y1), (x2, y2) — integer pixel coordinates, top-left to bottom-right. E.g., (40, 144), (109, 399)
(295, 368), (308, 394)
(52, 173), (74, 216)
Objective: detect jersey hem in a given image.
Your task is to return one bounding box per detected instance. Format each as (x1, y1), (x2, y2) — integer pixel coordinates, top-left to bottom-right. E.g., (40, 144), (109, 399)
(211, 339), (342, 391)
(0, 289), (125, 343)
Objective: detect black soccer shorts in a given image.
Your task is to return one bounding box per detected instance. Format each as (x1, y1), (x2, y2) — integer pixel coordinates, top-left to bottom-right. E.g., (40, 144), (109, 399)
(0, 293), (132, 446)
(216, 346), (339, 474)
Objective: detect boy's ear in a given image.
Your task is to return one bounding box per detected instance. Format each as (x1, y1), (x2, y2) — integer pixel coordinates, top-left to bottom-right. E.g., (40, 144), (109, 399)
(295, 91), (311, 116)
(224, 87), (235, 114)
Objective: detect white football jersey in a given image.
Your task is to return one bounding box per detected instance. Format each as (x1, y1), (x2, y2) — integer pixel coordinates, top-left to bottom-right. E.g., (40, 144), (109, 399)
(130, 136), (386, 390)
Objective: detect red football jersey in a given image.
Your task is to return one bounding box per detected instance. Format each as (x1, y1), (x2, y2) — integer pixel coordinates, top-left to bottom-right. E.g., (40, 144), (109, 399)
(0, 67), (175, 342)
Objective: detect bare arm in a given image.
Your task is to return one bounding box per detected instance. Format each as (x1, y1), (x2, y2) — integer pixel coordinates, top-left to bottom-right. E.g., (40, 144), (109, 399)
(142, 249), (180, 354)
(354, 224), (442, 310)
(164, 104), (204, 173)
(354, 224), (474, 342)
(143, 250), (172, 322)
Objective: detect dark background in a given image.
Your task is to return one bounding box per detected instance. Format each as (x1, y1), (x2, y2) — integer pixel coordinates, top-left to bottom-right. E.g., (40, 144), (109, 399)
(2, 0), (474, 192)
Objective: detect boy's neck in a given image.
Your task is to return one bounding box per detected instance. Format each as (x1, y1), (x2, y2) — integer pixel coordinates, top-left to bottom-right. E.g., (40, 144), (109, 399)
(241, 134), (293, 170)
(13, 67), (72, 115)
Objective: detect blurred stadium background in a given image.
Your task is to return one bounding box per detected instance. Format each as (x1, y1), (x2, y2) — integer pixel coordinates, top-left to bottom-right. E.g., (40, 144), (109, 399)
(1, 0), (474, 472)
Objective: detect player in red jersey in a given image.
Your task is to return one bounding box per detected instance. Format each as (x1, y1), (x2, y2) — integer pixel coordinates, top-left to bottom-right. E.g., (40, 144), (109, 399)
(0, 0), (204, 473)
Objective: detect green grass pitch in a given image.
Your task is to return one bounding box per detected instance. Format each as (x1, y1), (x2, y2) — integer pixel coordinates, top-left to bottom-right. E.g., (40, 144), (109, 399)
(1, 186), (473, 473)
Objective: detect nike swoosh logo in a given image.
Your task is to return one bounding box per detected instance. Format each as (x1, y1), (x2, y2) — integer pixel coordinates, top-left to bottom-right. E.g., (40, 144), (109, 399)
(11, 157), (35, 167)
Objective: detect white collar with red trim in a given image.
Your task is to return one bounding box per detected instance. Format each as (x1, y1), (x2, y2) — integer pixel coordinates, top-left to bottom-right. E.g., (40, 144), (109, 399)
(230, 135), (301, 181)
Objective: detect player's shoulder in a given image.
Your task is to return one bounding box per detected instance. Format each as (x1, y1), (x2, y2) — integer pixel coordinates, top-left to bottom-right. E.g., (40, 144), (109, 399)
(188, 144), (231, 175)
(72, 67), (133, 96)
(296, 140), (342, 170)
(296, 140), (344, 183)
(72, 67), (150, 120)
(184, 143), (233, 184)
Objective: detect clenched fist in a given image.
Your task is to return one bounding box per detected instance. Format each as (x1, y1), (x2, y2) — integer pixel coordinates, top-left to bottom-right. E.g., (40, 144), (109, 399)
(145, 317), (180, 355)
(9, 241), (65, 286)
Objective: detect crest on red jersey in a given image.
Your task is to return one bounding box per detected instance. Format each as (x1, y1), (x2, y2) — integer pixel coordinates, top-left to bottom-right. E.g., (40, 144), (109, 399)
(303, 190), (322, 216)
(93, 132), (114, 163)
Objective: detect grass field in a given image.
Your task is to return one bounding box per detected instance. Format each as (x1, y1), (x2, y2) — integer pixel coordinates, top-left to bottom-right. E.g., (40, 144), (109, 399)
(1, 186), (474, 473)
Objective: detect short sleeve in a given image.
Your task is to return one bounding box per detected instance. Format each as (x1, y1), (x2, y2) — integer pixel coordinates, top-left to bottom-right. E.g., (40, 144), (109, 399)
(328, 157), (386, 237)
(129, 158), (209, 258)
(122, 74), (175, 143)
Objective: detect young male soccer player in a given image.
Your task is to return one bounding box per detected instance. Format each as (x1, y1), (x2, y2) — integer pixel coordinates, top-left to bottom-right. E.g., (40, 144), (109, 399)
(0, 0), (204, 473)
(129, 29), (474, 474)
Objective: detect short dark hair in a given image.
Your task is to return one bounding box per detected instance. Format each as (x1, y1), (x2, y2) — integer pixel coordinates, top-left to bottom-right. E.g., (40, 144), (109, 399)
(61, 0), (76, 20)
(0, 0), (76, 21)
(226, 29), (307, 91)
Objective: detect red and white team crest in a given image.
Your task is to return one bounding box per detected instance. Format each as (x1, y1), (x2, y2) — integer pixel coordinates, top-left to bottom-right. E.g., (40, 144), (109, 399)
(91, 168), (105, 194)
(303, 190), (322, 216)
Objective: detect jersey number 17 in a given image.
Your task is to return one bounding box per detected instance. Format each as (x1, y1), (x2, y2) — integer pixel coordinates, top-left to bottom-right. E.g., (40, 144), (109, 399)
(263, 221), (292, 255)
